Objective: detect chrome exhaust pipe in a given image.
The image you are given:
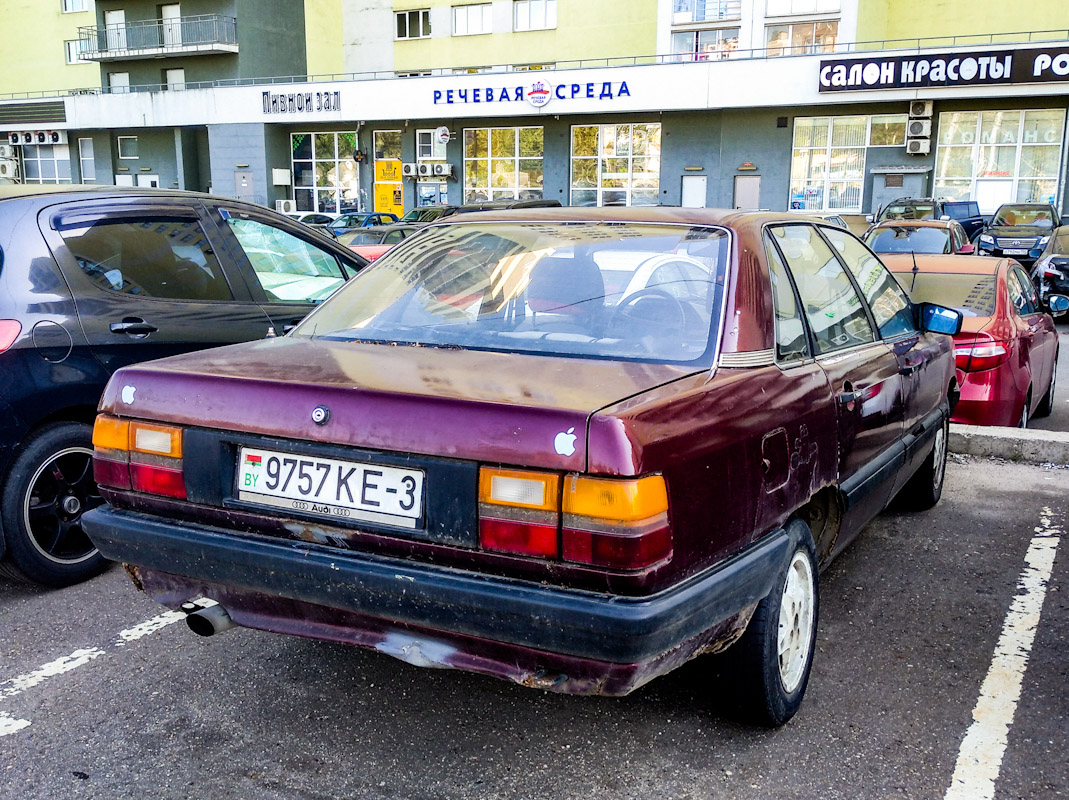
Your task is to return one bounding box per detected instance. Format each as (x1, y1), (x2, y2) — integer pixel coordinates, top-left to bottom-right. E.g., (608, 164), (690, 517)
(184, 602), (236, 637)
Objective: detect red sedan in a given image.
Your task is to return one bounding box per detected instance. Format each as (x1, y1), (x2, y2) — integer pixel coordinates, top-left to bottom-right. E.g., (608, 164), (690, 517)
(889, 255), (1060, 427)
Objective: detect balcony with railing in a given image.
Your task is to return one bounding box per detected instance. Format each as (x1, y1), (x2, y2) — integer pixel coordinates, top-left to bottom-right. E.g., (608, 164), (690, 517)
(77, 14), (238, 61)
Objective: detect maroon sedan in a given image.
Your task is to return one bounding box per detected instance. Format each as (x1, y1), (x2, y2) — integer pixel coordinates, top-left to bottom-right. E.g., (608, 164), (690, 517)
(84, 209), (959, 727)
(889, 255), (1061, 427)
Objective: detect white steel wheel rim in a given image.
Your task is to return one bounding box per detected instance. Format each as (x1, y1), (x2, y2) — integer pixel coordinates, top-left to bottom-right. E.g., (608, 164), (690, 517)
(777, 550), (816, 694)
(931, 422), (947, 496)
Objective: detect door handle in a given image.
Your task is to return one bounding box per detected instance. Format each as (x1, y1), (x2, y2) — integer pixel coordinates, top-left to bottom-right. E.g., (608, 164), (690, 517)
(901, 361), (922, 376)
(109, 318), (158, 336)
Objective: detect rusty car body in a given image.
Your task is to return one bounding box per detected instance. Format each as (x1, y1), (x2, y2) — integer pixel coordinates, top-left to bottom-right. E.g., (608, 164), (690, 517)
(83, 208), (960, 726)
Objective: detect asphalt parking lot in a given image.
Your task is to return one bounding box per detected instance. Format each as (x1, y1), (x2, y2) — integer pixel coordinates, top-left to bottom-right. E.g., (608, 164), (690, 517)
(0, 456), (1065, 800)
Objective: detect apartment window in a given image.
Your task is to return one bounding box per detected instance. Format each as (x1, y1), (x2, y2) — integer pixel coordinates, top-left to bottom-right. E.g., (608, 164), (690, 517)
(671, 28), (740, 61)
(672, 0), (742, 23)
(452, 67), (492, 74)
(78, 138), (96, 182)
(396, 9), (431, 39)
(117, 136), (138, 159)
(22, 145), (73, 184)
(464, 127), (544, 203)
(570, 123), (661, 207)
(65, 40), (86, 64)
(453, 4), (492, 36)
(935, 109), (1067, 211)
(62, 0), (89, 11)
(766, 20), (837, 55)
(512, 63), (553, 71)
(766, 0), (839, 14)
(290, 132), (360, 214)
(514, 0), (556, 31)
(396, 70), (432, 77)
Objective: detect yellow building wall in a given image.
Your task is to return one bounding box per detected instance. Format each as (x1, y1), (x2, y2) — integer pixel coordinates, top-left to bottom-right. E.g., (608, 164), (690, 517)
(394, 0), (658, 72)
(305, 0), (345, 77)
(857, 0), (1069, 43)
(0, 1), (100, 96)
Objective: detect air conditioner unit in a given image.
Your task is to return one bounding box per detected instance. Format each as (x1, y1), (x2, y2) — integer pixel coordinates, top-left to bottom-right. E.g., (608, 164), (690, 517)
(401, 162), (418, 178)
(907, 119), (932, 138)
(417, 163), (433, 177)
(6, 132), (19, 146)
(432, 163), (453, 177)
(906, 138), (931, 155)
(909, 100), (933, 118)
(0, 160), (20, 180)
(275, 198), (297, 213)
(46, 131), (68, 145)
(0, 145), (13, 159)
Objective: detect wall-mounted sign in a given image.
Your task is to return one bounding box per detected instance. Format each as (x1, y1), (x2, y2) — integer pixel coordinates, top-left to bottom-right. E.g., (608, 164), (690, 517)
(435, 126), (451, 144)
(262, 90), (341, 114)
(434, 80), (631, 107)
(818, 45), (1069, 92)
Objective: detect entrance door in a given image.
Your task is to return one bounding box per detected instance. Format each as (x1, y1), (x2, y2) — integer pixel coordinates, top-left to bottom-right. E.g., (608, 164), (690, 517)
(681, 175), (707, 208)
(104, 9), (126, 50)
(975, 179), (1013, 214)
(136, 174), (159, 188)
(165, 68), (185, 91)
(161, 4), (182, 46)
(734, 175), (761, 209)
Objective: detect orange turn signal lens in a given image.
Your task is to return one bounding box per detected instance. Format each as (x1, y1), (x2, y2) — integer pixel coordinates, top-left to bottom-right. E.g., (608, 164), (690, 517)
(563, 475), (668, 523)
(130, 422), (183, 459)
(478, 467), (559, 512)
(92, 415), (130, 452)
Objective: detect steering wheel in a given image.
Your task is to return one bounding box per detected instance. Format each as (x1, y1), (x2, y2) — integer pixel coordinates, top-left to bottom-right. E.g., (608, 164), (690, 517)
(610, 288), (688, 338)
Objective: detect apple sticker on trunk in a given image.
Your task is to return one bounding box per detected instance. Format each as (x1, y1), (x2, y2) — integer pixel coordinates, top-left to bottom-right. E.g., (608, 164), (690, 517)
(554, 427), (577, 456)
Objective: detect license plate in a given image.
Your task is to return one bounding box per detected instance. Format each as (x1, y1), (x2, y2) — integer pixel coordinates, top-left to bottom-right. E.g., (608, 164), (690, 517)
(1003, 248), (1029, 255)
(236, 447), (424, 529)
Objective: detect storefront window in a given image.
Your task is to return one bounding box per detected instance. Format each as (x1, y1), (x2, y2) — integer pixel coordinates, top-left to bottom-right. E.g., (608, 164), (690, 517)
(570, 123), (661, 207)
(291, 131), (360, 214)
(464, 126), (543, 203)
(790, 116), (874, 211)
(935, 109), (1066, 211)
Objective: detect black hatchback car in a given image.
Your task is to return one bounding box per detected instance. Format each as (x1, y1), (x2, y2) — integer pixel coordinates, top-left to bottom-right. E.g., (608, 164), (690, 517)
(0, 185), (367, 586)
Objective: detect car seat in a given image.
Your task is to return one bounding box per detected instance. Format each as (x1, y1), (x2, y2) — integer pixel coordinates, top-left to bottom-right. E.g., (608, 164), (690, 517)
(526, 255), (605, 335)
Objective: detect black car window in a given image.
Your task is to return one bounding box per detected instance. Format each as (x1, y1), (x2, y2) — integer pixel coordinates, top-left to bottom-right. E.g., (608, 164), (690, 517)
(822, 227), (915, 339)
(763, 232), (809, 364)
(58, 215), (234, 301)
(768, 224), (875, 354)
(383, 229), (406, 244)
(225, 217), (347, 304)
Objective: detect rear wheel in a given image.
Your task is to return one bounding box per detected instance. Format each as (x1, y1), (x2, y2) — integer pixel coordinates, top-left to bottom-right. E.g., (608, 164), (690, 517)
(1035, 360), (1056, 419)
(898, 413), (949, 511)
(1018, 391), (1030, 429)
(0, 422), (108, 587)
(728, 519), (818, 727)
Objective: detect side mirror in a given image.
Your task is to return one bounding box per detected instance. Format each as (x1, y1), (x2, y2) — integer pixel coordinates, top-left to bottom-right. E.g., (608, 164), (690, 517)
(918, 302), (964, 335)
(1046, 294), (1069, 317)
(958, 244), (975, 255)
(939, 215), (951, 221)
(864, 214), (874, 223)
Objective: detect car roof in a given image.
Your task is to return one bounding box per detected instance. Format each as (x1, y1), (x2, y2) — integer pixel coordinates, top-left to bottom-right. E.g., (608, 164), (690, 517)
(884, 254), (1005, 274)
(0, 184), (217, 203)
(432, 206), (812, 228)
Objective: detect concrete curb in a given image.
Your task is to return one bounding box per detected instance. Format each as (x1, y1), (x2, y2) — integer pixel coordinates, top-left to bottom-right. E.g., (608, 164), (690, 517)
(949, 423), (1069, 465)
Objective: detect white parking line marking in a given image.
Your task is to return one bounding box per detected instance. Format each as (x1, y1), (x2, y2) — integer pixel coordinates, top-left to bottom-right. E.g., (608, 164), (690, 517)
(116, 610), (187, 644)
(0, 711), (31, 736)
(0, 647), (106, 703)
(944, 507), (1061, 800)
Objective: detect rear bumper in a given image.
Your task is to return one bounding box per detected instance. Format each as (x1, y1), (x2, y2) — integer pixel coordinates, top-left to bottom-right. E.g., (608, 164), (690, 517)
(952, 367), (1021, 427)
(84, 506), (789, 676)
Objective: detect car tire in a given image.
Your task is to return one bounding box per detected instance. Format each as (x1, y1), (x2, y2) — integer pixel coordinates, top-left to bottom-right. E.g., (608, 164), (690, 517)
(0, 422), (108, 587)
(898, 412), (949, 511)
(1035, 360), (1056, 419)
(727, 518), (818, 728)
(1018, 391), (1030, 429)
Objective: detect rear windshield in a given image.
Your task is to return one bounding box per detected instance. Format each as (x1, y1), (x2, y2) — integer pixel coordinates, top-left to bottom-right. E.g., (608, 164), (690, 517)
(866, 226), (951, 254)
(901, 272), (997, 317)
(880, 203), (936, 221)
(295, 221), (729, 364)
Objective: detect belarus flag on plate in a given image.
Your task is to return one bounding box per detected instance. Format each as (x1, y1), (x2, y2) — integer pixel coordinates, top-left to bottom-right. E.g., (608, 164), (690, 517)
(245, 454), (262, 467)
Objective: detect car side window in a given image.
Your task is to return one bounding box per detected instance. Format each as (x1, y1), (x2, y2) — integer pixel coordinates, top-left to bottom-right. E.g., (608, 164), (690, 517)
(58, 215), (234, 301)
(768, 224), (874, 355)
(383, 229), (405, 244)
(1009, 268), (1039, 314)
(763, 233), (809, 364)
(820, 226), (916, 339)
(225, 217), (348, 304)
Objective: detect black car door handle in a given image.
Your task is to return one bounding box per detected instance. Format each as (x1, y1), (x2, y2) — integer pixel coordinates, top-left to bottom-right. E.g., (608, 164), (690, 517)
(110, 318), (158, 335)
(838, 390), (860, 405)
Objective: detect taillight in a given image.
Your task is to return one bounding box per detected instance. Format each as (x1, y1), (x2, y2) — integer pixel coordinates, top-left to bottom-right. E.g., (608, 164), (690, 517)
(93, 415), (186, 499)
(954, 333), (1010, 372)
(0, 320), (21, 353)
(477, 467), (672, 570)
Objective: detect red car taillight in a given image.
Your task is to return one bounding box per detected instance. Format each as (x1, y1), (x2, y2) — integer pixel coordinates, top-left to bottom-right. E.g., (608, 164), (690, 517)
(0, 320), (21, 353)
(954, 333), (1010, 373)
(478, 467), (672, 570)
(93, 415), (186, 499)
